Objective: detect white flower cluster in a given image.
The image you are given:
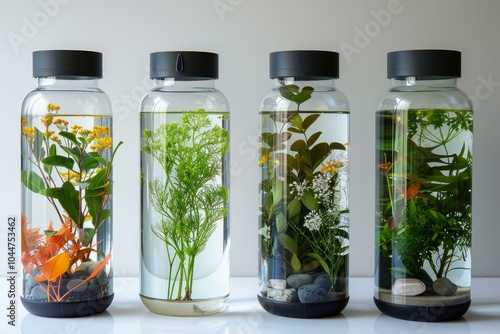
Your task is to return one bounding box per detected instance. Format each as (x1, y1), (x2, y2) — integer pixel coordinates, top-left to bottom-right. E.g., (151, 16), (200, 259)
(258, 225), (271, 241)
(311, 172), (334, 204)
(289, 180), (308, 199)
(304, 211), (322, 231)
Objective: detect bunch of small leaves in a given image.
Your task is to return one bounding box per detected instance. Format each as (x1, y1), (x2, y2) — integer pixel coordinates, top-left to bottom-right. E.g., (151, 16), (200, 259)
(259, 83), (349, 285)
(21, 112), (121, 248)
(143, 109), (229, 301)
(377, 109), (472, 281)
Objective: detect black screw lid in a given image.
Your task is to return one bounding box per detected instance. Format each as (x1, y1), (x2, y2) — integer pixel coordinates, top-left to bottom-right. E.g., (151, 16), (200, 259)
(270, 50), (339, 80)
(33, 50), (102, 78)
(150, 51), (218, 80)
(387, 49), (461, 80)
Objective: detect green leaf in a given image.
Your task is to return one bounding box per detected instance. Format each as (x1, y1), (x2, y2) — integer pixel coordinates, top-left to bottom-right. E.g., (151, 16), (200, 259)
(287, 127), (303, 134)
(96, 209), (112, 227)
(302, 114), (321, 131)
(307, 252), (330, 274)
(311, 142), (331, 170)
(299, 260), (320, 273)
(44, 229), (57, 237)
(291, 254), (301, 272)
(277, 131), (291, 143)
(290, 114), (303, 131)
(301, 190), (319, 211)
(287, 198), (301, 218)
(260, 132), (275, 148)
(49, 143), (57, 156)
(276, 212), (286, 233)
(83, 228), (96, 246)
(279, 85), (299, 101)
(33, 127), (45, 160)
(81, 155), (100, 172)
(60, 145), (82, 163)
(330, 142), (346, 151)
(302, 86), (314, 95)
(272, 182), (283, 206)
(86, 169), (110, 224)
(39, 181), (80, 225)
(21, 171), (46, 193)
(59, 131), (79, 146)
(42, 155), (75, 170)
(307, 132), (322, 148)
(292, 86), (314, 105)
(290, 139), (307, 153)
(279, 233), (298, 254)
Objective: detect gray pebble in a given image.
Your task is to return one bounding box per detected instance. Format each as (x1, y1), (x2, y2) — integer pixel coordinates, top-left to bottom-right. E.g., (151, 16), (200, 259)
(77, 261), (98, 273)
(266, 287), (297, 302)
(31, 286), (48, 300)
(26, 274), (38, 288)
(314, 274), (332, 290)
(66, 279), (88, 293)
(287, 274), (314, 289)
(298, 284), (328, 304)
(97, 270), (108, 286)
(433, 277), (457, 296)
(392, 278), (426, 296)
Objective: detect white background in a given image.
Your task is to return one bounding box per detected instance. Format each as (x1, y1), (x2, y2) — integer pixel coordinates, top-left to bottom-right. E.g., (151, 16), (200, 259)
(1, 0), (500, 279)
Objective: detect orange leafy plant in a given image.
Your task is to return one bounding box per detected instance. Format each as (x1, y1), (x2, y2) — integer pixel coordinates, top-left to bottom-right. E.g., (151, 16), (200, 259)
(21, 215), (111, 302)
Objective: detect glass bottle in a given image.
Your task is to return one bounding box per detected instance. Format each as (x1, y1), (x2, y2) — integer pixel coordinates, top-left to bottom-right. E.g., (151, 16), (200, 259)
(139, 51), (230, 316)
(21, 50), (117, 317)
(258, 50), (350, 318)
(374, 49), (473, 321)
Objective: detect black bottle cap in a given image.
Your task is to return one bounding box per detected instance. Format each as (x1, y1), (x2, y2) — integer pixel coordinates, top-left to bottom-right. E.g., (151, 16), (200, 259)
(387, 49), (461, 80)
(33, 50), (103, 78)
(270, 50), (339, 80)
(150, 51), (218, 80)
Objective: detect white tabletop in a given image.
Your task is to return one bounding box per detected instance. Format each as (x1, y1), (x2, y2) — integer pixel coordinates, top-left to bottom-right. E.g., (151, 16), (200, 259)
(3, 277), (500, 333)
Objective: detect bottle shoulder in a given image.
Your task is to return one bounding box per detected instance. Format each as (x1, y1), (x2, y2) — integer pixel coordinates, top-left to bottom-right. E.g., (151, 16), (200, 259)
(377, 88), (472, 111)
(22, 88), (112, 116)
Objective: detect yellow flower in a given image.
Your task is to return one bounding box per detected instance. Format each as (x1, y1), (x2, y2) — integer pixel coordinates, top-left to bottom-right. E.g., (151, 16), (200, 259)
(90, 137), (112, 152)
(50, 135), (61, 144)
(71, 124), (83, 135)
(273, 159), (279, 165)
(321, 161), (337, 173)
(92, 126), (110, 136)
(59, 170), (80, 183)
(23, 126), (35, 139)
(41, 115), (54, 127)
(53, 118), (68, 131)
(47, 103), (60, 112)
(42, 130), (55, 138)
(258, 155), (268, 166)
(79, 129), (92, 138)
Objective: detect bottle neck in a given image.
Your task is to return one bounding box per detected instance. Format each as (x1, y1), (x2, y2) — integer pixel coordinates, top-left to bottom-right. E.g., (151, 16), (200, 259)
(37, 77), (100, 90)
(274, 77), (336, 90)
(391, 77), (458, 89)
(153, 78), (216, 90)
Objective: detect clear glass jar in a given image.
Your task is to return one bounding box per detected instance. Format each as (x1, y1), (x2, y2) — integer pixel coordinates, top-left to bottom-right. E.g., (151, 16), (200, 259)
(20, 50), (117, 317)
(374, 49), (473, 321)
(257, 50), (350, 318)
(139, 51), (230, 316)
